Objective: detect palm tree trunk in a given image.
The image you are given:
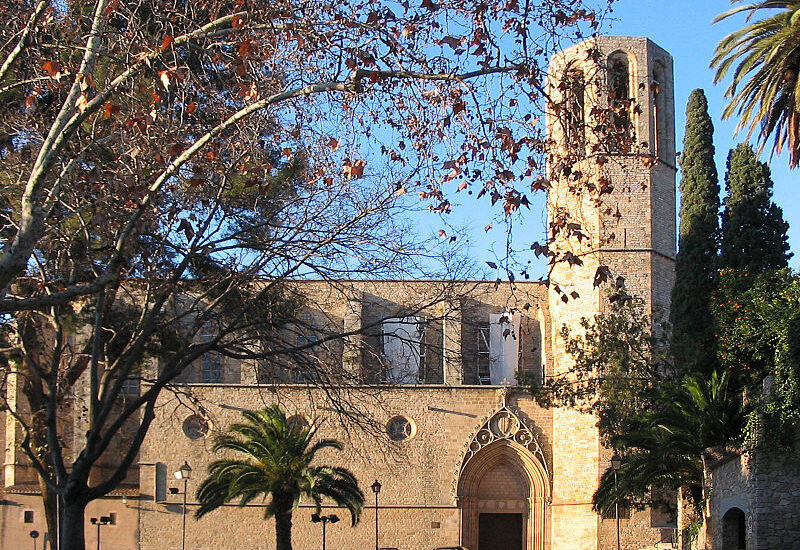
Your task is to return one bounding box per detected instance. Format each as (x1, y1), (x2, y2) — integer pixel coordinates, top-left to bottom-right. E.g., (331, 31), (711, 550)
(274, 510), (293, 550)
(273, 492), (295, 550)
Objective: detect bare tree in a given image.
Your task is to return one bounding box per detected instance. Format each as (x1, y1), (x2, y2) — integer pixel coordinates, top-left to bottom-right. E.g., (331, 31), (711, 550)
(0, 0), (615, 548)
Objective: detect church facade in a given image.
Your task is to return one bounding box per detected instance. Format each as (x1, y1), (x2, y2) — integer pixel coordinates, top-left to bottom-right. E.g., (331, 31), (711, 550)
(2, 36), (680, 550)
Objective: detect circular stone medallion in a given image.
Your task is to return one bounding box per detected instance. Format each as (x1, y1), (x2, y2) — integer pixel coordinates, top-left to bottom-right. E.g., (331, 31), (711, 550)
(182, 415), (209, 440)
(386, 415), (416, 441)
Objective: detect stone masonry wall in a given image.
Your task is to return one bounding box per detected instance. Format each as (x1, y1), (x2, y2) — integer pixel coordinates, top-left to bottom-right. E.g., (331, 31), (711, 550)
(546, 36), (675, 550)
(708, 448), (800, 550)
(0, 492), (139, 550)
(138, 386), (553, 550)
(750, 450), (800, 549)
(708, 454), (751, 550)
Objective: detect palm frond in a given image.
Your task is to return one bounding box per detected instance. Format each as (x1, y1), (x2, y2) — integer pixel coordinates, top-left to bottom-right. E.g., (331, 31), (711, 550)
(713, 1), (800, 166)
(194, 405), (365, 532)
(596, 371), (744, 514)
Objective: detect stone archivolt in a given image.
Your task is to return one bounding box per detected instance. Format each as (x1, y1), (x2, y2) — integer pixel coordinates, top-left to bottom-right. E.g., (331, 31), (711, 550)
(456, 406), (551, 550)
(459, 406), (549, 481)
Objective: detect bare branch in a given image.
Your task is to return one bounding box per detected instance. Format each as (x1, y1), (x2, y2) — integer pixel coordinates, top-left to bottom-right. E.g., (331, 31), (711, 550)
(0, 0), (48, 84)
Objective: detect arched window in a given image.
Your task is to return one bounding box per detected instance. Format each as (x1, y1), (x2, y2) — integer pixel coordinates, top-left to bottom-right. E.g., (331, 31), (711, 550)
(607, 51), (633, 153)
(652, 61), (667, 159)
(561, 65), (585, 152)
(608, 52), (630, 101)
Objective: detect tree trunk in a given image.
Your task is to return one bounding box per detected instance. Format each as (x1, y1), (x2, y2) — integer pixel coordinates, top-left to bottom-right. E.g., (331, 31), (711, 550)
(60, 498), (87, 550)
(38, 479), (58, 550)
(24, 373), (59, 550)
(274, 510), (293, 550)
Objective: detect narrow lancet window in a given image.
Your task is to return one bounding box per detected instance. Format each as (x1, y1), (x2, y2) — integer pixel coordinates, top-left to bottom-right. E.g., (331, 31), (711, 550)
(652, 62), (667, 159)
(607, 51), (633, 153)
(608, 52), (630, 102)
(561, 65), (585, 154)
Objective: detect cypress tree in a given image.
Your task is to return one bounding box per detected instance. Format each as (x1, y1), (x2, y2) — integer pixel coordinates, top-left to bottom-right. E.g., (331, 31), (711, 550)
(720, 143), (791, 273)
(671, 89), (720, 376)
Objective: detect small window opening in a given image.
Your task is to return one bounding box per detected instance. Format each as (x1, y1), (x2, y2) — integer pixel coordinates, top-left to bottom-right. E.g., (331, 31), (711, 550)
(652, 62), (667, 159)
(121, 378), (139, 396)
(200, 354), (222, 383)
(607, 52), (634, 153)
(477, 323), (491, 384)
(561, 66), (585, 153)
(417, 322), (428, 383)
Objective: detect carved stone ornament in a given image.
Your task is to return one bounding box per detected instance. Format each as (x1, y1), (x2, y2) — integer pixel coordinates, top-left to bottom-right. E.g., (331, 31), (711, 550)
(453, 405), (549, 499)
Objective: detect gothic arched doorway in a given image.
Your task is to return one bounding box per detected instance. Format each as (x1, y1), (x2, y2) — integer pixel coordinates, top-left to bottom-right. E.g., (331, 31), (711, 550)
(457, 408), (549, 550)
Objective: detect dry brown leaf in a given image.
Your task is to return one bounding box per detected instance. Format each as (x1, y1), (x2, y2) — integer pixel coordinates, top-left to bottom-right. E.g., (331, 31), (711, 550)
(75, 93), (89, 113)
(160, 36), (174, 51)
(326, 137), (340, 152)
(343, 159), (366, 179)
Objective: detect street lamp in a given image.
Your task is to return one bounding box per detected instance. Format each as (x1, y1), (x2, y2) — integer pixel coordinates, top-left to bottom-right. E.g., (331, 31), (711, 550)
(311, 513), (339, 550)
(371, 480), (382, 550)
(89, 516), (111, 550)
(611, 454), (622, 550)
(173, 461), (192, 550)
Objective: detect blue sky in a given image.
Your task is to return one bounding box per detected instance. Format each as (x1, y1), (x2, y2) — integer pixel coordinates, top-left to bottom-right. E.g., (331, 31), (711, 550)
(448, 0), (799, 277)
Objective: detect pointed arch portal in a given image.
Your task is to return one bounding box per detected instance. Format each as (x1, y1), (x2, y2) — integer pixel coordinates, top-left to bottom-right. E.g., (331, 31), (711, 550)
(458, 408), (549, 550)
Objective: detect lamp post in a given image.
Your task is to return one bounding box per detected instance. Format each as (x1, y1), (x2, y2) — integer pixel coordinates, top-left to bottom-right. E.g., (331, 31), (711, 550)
(89, 516), (111, 550)
(371, 480), (382, 550)
(611, 454), (622, 550)
(173, 461), (192, 550)
(311, 513), (339, 550)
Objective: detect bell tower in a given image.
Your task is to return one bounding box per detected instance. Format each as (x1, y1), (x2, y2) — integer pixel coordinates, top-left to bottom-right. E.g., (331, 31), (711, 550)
(545, 37), (676, 549)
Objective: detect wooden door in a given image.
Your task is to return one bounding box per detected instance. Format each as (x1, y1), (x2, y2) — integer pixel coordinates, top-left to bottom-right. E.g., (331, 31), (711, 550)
(478, 513), (523, 550)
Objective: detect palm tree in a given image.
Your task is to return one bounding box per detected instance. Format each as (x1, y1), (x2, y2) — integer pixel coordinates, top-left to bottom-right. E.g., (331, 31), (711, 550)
(593, 370), (743, 515)
(712, 2), (800, 167)
(194, 406), (364, 550)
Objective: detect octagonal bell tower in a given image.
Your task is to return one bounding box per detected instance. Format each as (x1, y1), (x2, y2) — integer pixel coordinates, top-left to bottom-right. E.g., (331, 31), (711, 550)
(545, 37), (676, 549)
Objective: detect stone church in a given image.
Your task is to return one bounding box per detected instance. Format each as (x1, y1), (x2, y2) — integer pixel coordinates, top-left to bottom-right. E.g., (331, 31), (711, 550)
(2, 36), (685, 550)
